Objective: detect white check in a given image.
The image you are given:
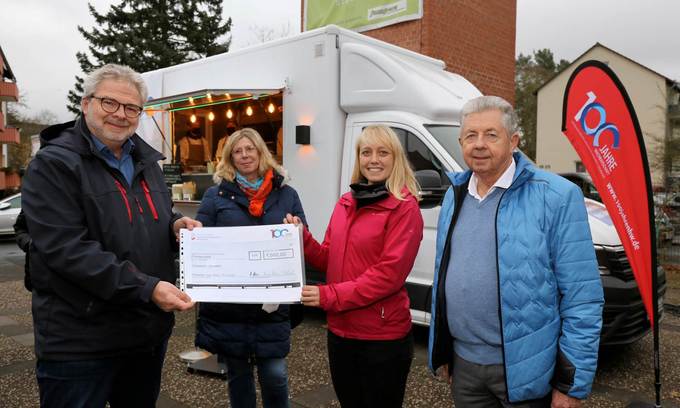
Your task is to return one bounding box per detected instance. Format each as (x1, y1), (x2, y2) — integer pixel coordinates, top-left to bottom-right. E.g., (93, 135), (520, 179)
(179, 224), (305, 303)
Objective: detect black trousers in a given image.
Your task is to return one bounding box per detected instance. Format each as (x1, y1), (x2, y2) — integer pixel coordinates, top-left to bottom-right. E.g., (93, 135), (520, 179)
(327, 330), (413, 408)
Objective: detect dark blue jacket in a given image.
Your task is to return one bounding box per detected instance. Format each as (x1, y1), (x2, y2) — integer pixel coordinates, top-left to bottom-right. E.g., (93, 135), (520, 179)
(22, 118), (181, 360)
(194, 173), (306, 358)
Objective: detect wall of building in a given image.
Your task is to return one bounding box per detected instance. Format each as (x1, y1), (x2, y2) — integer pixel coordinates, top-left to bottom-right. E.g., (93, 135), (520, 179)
(536, 46), (668, 186)
(305, 0), (517, 105)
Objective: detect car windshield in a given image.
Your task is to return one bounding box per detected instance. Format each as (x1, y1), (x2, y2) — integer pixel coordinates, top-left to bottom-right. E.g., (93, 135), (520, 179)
(424, 125), (467, 170)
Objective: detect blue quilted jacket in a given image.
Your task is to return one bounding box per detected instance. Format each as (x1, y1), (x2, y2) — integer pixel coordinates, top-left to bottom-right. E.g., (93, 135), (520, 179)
(428, 153), (604, 402)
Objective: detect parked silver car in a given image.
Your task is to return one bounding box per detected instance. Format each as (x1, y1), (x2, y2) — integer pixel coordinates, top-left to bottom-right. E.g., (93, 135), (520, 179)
(0, 193), (21, 236)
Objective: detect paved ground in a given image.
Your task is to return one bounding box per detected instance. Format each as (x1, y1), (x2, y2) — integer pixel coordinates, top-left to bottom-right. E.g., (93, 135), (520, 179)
(0, 239), (679, 407)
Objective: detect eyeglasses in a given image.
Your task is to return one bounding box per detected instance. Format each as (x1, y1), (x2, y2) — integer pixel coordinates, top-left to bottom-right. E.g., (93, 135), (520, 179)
(89, 96), (143, 118)
(232, 146), (257, 157)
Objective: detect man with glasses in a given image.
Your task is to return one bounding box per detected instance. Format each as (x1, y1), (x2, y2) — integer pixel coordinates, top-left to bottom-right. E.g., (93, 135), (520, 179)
(22, 64), (201, 407)
(428, 96), (604, 407)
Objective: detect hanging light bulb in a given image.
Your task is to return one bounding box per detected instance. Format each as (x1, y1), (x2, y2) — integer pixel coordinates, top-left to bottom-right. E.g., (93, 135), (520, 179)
(208, 111), (215, 121)
(190, 114), (197, 123)
(188, 96), (194, 104)
(246, 106), (253, 116)
(267, 102), (275, 114)
(225, 93), (231, 99)
(226, 109), (233, 119)
(206, 92), (212, 100)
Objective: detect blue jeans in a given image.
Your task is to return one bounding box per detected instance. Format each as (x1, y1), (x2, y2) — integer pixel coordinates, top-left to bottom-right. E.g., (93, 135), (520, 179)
(36, 341), (167, 408)
(223, 356), (289, 408)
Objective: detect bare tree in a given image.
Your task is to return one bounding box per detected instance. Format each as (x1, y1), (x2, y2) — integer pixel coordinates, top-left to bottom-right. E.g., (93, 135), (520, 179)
(246, 22), (292, 46)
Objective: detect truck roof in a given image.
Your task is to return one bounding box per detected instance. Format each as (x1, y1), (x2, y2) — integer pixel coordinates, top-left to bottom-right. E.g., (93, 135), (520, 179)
(142, 25), (446, 77)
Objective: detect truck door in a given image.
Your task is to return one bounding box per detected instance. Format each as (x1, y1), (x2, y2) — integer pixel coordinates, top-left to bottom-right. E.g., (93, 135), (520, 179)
(347, 123), (451, 325)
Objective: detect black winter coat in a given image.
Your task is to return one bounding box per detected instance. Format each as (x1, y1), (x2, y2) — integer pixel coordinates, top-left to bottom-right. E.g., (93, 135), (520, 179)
(22, 118), (182, 360)
(194, 174), (306, 358)
(13, 210), (31, 292)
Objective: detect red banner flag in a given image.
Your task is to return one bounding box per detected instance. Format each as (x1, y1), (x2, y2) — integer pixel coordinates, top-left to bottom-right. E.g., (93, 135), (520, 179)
(561, 60), (657, 328)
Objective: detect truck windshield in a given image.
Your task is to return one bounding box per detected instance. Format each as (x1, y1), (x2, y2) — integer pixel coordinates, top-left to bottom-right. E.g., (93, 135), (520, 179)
(424, 125), (467, 170)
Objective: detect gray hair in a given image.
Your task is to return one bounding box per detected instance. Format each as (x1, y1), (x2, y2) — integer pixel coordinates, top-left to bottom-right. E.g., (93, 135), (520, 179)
(461, 96), (519, 136)
(82, 64), (148, 104)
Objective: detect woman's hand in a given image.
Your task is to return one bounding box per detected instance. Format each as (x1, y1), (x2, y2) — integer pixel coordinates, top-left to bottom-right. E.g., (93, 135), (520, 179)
(283, 213), (303, 225)
(301, 285), (321, 307)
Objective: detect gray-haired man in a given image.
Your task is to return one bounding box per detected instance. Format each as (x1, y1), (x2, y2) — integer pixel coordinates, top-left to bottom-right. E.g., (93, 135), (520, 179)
(22, 64), (200, 407)
(428, 96), (604, 407)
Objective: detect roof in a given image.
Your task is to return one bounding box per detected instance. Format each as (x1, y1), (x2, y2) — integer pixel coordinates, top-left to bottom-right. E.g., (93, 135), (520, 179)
(535, 42), (676, 94)
(0, 46), (16, 81)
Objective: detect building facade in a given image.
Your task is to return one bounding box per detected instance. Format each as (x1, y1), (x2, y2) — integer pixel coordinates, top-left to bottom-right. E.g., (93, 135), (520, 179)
(535, 43), (680, 188)
(303, 0), (517, 105)
(0, 46), (20, 194)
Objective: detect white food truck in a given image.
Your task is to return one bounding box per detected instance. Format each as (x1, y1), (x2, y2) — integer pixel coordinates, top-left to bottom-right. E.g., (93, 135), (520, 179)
(138, 25), (662, 343)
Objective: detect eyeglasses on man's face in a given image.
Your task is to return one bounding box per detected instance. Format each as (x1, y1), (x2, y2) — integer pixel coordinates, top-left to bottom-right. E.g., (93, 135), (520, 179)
(89, 95), (143, 118)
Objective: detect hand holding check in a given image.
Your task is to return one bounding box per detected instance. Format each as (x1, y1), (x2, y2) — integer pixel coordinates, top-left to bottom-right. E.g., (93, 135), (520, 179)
(284, 214), (320, 307)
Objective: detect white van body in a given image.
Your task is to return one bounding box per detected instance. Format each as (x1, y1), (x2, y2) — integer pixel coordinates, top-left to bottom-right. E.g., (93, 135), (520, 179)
(137, 25), (618, 326)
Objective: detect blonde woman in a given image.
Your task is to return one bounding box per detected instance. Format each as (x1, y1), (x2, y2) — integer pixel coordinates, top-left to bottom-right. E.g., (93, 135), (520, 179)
(196, 128), (306, 408)
(285, 125), (424, 407)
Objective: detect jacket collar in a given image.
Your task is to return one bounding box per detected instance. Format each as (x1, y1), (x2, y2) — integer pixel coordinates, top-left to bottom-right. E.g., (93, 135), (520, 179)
(219, 171), (284, 192)
(446, 152), (535, 190)
(40, 117), (164, 164)
(338, 186), (413, 210)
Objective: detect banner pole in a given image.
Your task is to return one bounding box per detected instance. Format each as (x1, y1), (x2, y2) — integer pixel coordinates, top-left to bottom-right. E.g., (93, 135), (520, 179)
(652, 230), (661, 407)
(644, 95), (660, 408)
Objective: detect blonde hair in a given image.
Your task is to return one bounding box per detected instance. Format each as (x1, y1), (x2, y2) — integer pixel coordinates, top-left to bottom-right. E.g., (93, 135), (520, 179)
(351, 126), (421, 201)
(213, 128), (284, 183)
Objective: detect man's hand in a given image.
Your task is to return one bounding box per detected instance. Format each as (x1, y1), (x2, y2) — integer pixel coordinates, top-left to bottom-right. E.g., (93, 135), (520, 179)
(151, 281), (194, 312)
(301, 285), (321, 307)
(551, 389), (581, 408)
(173, 216), (202, 240)
(436, 364), (452, 384)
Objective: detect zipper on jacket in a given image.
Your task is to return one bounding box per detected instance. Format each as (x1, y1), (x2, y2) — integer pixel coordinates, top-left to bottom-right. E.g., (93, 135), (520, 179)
(494, 169), (525, 402)
(432, 182), (467, 371)
(114, 180), (132, 224)
(141, 180), (159, 221)
(135, 197), (144, 214)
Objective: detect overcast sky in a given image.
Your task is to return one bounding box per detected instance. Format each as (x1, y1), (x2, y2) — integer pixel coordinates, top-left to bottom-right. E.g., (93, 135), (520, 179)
(1, 0), (678, 123)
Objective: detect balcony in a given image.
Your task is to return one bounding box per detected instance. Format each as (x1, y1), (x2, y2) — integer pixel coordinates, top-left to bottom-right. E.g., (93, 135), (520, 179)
(4, 172), (20, 189)
(0, 127), (20, 144)
(670, 104), (680, 119)
(0, 81), (18, 102)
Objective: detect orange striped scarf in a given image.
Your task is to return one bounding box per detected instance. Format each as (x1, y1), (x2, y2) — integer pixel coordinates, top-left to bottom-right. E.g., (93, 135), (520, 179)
(238, 168), (274, 217)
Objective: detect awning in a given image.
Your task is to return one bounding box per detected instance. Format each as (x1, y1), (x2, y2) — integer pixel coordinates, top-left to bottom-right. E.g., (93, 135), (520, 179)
(144, 88), (283, 113)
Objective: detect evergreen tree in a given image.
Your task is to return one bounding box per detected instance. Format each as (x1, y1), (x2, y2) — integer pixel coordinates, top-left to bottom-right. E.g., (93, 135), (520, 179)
(67, 0), (231, 115)
(514, 49), (569, 160)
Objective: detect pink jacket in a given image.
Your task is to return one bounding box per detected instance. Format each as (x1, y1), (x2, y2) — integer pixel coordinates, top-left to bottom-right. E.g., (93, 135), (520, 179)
(303, 189), (424, 340)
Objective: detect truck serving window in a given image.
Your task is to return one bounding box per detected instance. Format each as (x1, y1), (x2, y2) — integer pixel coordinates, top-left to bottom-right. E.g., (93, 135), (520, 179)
(145, 90), (284, 175)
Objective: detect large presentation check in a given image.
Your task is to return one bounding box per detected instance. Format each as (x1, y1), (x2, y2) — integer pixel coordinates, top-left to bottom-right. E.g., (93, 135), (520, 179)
(179, 224), (305, 303)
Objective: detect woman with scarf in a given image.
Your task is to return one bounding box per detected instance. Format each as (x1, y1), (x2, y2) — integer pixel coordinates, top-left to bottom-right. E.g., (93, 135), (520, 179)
(286, 125), (424, 407)
(195, 127), (306, 408)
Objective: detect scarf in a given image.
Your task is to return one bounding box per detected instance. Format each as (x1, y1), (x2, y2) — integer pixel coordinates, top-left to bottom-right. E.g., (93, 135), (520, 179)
(236, 168), (274, 217)
(350, 182), (390, 208)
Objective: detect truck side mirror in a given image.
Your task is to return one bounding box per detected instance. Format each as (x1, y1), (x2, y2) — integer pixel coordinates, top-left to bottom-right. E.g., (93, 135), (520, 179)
(415, 169), (446, 209)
